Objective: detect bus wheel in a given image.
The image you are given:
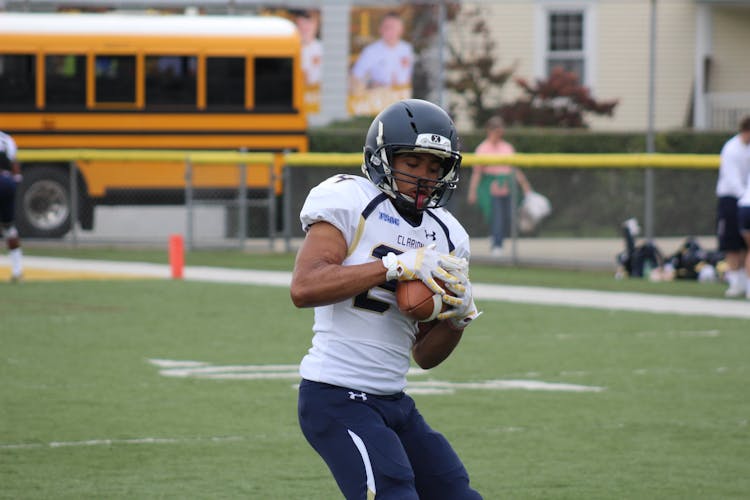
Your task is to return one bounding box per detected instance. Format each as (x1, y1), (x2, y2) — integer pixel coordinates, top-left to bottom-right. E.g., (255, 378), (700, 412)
(16, 167), (72, 238)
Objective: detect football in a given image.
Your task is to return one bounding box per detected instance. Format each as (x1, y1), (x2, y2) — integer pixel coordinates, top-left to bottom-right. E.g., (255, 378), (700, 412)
(396, 279), (453, 322)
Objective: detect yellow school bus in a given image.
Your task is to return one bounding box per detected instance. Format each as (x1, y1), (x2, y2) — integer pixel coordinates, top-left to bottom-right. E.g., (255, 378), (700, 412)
(0, 12), (307, 237)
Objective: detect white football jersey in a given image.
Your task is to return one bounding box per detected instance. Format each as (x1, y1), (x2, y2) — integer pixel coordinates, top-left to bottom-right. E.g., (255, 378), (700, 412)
(298, 174), (470, 395)
(0, 131), (17, 162)
(716, 134), (750, 198)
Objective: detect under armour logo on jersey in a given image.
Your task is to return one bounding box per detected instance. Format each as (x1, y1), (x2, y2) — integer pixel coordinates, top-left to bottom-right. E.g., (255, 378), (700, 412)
(348, 391), (368, 401)
(424, 230), (436, 241)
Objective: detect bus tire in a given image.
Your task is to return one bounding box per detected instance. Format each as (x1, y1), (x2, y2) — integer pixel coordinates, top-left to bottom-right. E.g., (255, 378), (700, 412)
(15, 167), (73, 238)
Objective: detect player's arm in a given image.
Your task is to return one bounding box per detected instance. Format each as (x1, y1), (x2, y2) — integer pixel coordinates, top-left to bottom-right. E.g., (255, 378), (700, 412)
(412, 268), (481, 369)
(412, 320), (464, 370)
(290, 221), (388, 308)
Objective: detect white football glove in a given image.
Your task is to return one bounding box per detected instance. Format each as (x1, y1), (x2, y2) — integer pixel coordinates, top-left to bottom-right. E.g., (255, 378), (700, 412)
(382, 244), (465, 295)
(438, 271), (481, 329)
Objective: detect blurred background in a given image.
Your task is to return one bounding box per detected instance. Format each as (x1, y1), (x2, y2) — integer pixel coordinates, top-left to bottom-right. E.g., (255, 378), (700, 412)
(1, 0), (748, 266)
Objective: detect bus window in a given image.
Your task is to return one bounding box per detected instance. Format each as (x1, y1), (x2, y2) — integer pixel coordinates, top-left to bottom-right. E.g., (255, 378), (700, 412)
(95, 55), (136, 104)
(254, 57), (293, 110)
(145, 55), (197, 108)
(206, 57), (245, 109)
(45, 55), (86, 109)
(0, 54), (36, 109)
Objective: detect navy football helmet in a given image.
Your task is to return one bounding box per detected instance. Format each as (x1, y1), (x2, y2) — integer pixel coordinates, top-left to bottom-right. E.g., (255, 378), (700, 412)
(362, 99), (462, 214)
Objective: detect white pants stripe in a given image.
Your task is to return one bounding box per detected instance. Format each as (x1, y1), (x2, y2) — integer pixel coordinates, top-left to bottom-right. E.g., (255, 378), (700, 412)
(347, 429), (376, 498)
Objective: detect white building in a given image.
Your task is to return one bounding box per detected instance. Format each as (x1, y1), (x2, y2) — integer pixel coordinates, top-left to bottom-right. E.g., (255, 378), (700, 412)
(5, 0), (749, 131)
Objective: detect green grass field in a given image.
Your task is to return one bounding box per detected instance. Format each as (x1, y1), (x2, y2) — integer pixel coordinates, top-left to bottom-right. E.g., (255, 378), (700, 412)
(2, 249), (749, 498)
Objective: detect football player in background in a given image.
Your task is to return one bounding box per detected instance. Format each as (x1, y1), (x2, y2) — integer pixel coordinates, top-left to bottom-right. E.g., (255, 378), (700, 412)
(290, 99), (482, 499)
(736, 117), (750, 299)
(715, 116), (750, 297)
(0, 131), (24, 282)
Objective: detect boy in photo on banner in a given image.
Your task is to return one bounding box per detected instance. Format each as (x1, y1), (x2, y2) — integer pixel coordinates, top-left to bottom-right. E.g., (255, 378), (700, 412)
(293, 9), (323, 114)
(349, 11), (414, 116)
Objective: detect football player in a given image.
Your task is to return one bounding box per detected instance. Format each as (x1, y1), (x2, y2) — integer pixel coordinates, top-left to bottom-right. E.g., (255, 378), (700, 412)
(716, 116), (750, 297)
(0, 131), (23, 282)
(291, 99), (482, 499)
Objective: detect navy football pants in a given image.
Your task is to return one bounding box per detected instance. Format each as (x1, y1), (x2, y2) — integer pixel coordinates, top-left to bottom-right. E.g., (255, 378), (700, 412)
(298, 379), (483, 500)
(0, 173), (17, 225)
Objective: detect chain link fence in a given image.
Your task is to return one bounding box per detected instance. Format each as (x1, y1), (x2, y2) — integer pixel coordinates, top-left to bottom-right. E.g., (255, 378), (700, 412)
(279, 159), (720, 267)
(18, 151), (720, 270)
(19, 152), (279, 251)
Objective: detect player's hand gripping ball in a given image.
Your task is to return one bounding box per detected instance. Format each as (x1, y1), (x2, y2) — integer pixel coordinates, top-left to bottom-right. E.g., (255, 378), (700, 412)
(396, 278), (455, 322)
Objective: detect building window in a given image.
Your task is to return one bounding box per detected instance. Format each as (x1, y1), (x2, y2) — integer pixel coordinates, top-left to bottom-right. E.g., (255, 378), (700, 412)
(535, 3), (595, 87)
(548, 11), (585, 81)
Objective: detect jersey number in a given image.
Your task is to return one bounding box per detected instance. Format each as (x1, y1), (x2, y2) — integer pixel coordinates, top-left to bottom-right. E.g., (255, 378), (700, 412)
(352, 245), (399, 313)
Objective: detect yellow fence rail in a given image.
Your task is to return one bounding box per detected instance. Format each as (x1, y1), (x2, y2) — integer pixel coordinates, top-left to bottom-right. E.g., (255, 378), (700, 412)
(18, 149), (275, 164)
(18, 149), (719, 169)
(283, 152), (720, 169)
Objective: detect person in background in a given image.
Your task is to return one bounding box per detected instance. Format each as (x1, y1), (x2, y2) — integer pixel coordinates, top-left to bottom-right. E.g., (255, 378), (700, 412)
(350, 12), (413, 92)
(734, 118), (750, 299)
(293, 9), (323, 88)
(467, 116), (532, 257)
(290, 99), (482, 499)
(0, 130), (24, 282)
(715, 116), (750, 297)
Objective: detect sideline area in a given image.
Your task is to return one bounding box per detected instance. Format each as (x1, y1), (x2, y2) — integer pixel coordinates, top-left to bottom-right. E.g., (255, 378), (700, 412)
(2, 255), (748, 319)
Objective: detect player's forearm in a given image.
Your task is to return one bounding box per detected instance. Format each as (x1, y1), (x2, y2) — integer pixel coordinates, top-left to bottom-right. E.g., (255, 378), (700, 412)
(290, 260), (387, 308)
(411, 320), (463, 369)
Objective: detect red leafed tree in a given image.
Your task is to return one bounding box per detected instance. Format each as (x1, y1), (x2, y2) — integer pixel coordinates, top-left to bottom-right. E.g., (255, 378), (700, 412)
(498, 67), (619, 128)
(444, 5), (517, 128)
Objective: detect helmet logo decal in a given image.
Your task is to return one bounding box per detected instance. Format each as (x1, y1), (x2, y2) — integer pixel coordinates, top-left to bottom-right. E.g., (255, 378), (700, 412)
(415, 133), (450, 152)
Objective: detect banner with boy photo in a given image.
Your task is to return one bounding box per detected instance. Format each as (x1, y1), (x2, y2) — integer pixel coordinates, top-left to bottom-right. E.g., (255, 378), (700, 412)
(263, 5), (442, 120)
(348, 8), (415, 116)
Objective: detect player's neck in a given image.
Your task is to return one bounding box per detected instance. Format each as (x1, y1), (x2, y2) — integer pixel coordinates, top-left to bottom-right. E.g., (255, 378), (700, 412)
(393, 201), (423, 227)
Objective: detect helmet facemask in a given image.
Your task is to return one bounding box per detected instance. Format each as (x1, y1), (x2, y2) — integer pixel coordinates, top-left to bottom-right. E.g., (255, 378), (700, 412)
(372, 144), (460, 213)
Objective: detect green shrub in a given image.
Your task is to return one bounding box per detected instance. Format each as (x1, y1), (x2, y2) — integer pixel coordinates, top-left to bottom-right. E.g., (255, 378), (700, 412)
(310, 124), (731, 155)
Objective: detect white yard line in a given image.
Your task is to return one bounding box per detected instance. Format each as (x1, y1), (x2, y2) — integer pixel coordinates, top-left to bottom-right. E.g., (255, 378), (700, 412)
(472, 283), (750, 319)
(7, 256), (750, 319)
(0, 436), (245, 450)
